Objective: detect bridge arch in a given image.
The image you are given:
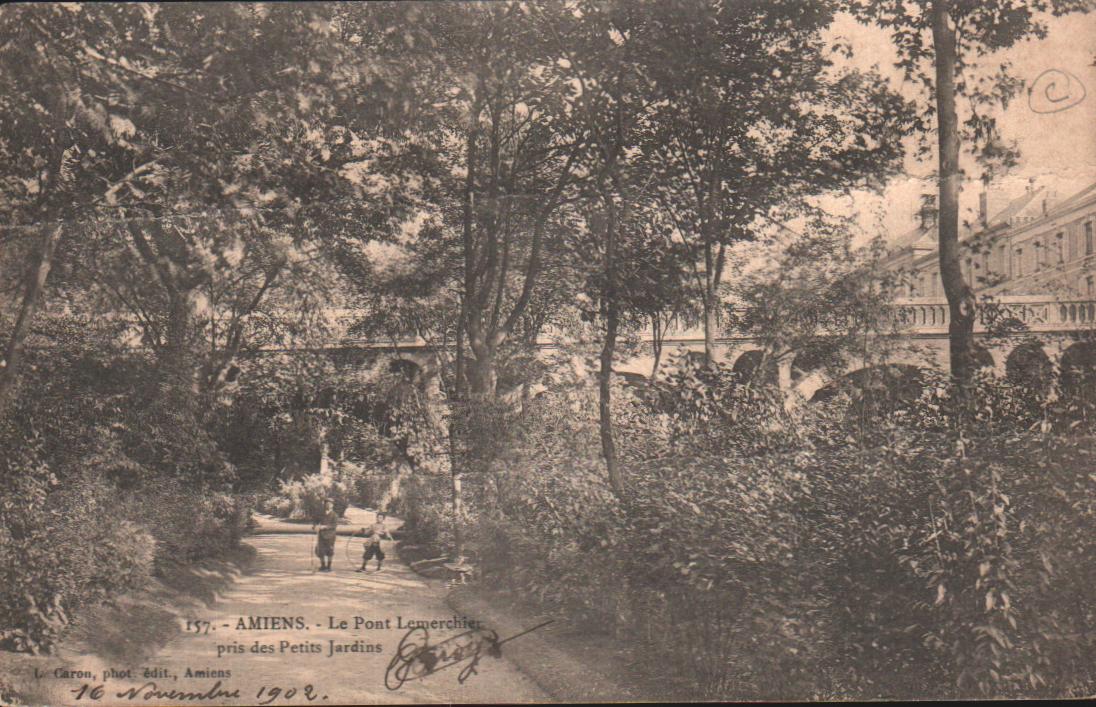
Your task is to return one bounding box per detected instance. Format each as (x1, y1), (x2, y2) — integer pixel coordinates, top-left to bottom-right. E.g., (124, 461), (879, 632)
(808, 362), (929, 407)
(790, 346), (933, 404)
(732, 349), (777, 386)
(971, 344), (996, 371)
(789, 345), (842, 384)
(388, 357), (424, 382)
(1060, 340), (1096, 408)
(1005, 340), (1055, 392)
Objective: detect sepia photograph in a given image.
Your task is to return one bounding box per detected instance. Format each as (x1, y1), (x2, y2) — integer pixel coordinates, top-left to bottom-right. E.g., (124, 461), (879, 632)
(2, 0), (1096, 703)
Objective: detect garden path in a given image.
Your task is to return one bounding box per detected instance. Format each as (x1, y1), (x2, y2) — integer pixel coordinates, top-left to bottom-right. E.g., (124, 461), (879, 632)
(41, 510), (547, 705)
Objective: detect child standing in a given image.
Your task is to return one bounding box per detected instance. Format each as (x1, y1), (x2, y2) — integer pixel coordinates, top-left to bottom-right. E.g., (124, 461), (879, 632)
(355, 512), (394, 572)
(312, 499), (339, 572)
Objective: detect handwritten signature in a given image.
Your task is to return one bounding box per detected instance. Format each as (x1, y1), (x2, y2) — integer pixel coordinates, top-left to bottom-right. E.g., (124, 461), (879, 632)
(1028, 68), (1086, 114)
(384, 620), (553, 690)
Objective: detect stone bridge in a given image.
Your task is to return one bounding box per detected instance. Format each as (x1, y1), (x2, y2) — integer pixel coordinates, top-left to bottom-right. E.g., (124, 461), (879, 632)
(306, 294), (1096, 407)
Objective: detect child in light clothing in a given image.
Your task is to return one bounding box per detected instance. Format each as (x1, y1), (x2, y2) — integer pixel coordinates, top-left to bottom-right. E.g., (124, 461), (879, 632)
(355, 512), (394, 572)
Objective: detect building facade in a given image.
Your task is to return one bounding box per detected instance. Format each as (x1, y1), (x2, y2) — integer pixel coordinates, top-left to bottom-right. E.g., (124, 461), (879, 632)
(884, 179), (1096, 300)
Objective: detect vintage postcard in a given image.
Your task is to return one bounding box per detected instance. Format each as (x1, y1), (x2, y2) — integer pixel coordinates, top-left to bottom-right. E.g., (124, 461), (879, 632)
(2, 1), (1095, 704)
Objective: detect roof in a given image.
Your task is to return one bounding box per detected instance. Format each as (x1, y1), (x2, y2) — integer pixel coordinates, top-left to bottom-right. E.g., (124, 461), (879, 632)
(1044, 180), (1096, 220)
(888, 187), (1046, 253)
(986, 187), (1044, 229)
(890, 223), (934, 251)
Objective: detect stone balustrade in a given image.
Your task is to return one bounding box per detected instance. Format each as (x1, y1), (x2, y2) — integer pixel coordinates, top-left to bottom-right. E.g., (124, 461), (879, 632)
(891, 295), (1096, 335)
(109, 296), (1096, 353)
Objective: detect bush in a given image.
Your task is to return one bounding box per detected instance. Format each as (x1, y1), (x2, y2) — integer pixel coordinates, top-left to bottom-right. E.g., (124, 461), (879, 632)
(1, 317), (254, 655)
(0, 444), (156, 654)
(258, 471), (349, 522)
(403, 369), (1096, 700)
(0, 438), (69, 655)
(116, 478), (250, 566)
(339, 461), (400, 510)
(83, 520), (156, 601)
(392, 474), (453, 554)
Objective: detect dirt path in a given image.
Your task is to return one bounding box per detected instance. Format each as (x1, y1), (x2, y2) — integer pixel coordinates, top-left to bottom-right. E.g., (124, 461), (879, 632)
(24, 520), (547, 706)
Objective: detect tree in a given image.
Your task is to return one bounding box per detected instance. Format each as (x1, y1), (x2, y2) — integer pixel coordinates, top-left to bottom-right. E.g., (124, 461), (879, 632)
(0, 3), (414, 412)
(643, 0), (911, 366)
(326, 3), (600, 553)
(727, 221), (902, 402)
(620, 220), (699, 380)
(539, 0), (910, 494)
(400, 3), (590, 400)
(847, 0), (1092, 388)
(0, 226), (60, 411)
(533, 0), (670, 497)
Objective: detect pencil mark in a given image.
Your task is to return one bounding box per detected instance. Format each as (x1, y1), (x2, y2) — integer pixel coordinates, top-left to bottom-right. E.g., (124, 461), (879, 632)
(1028, 68), (1086, 114)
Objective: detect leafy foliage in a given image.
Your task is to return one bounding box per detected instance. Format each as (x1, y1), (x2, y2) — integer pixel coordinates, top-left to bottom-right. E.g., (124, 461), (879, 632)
(400, 351), (1096, 699)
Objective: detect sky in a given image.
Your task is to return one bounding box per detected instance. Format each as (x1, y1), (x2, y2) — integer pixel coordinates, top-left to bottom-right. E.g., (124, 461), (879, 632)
(823, 9), (1096, 245)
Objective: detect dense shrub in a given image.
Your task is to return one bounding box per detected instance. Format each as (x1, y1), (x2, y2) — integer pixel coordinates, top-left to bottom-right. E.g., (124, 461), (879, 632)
(128, 479), (251, 565)
(0, 439), (156, 654)
(643, 352), (794, 456)
(337, 461), (401, 510)
(401, 364), (1096, 700)
(393, 474), (454, 553)
(0, 319), (252, 654)
(0, 432), (69, 655)
(258, 495), (294, 519)
(257, 471), (349, 522)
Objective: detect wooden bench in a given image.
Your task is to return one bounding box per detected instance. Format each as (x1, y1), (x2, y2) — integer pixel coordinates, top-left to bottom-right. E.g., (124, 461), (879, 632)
(442, 558), (475, 584)
(409, 556), (450, 573)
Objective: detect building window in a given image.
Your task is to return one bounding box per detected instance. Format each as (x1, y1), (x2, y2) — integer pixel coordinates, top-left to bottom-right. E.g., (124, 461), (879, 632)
(1034, 239), (1044, 270)
(1015, 247), (1024, 277)
(1086, 222), (1094, 256)
(1057, 232), (1065, 263)
(1088, 275), (1095, 297)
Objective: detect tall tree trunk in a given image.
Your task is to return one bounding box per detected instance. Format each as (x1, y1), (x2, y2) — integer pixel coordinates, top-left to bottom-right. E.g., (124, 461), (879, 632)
(702, 239), (716, 365)
(162, 291), (200, 396)
(598, 199), (625, 499)
(702, 290), (719, 366)
(700, 174), (725, 367)
(454, 294), (466, 407)
(467, 349), (497, 398)
(318, 424), (330, 476)
(450, 470), (464, 559)
(650, 314), (664, 380)
(932, 0), (977, 388)
(450, 298), (466, 559)
(452, 134), (474, 558)
(0, 226), (62, 416)
(600, 305), (623, 497)
(379, 462), (412, 512)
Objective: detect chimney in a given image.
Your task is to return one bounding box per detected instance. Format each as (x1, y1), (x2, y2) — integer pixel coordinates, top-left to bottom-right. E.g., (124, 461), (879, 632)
(918, 193), (938, 231)
(1042, 189), (1057, 216)
(978, 174), (990, 228)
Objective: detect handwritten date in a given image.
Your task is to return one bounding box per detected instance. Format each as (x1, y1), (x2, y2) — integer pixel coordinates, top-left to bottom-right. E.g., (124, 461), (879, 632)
(71, 681), (325, 703)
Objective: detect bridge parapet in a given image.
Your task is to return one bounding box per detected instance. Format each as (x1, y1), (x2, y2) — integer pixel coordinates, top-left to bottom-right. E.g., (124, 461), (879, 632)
(892, 295), (1096, 335)
(260, 296), (1096, 352)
